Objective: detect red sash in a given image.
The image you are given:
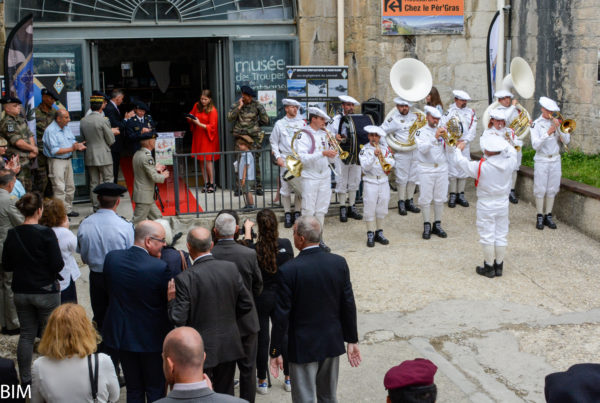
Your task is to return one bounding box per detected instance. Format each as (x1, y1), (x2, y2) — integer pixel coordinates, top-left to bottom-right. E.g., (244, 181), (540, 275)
(475, 158), (485, 187)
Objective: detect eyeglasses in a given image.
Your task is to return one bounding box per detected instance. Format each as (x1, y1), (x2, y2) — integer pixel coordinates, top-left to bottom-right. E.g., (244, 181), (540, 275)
(149, 236), (167, 244)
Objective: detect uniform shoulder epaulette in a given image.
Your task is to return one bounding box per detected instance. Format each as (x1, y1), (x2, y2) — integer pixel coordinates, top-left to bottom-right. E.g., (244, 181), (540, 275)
(119, 215), (132, 224)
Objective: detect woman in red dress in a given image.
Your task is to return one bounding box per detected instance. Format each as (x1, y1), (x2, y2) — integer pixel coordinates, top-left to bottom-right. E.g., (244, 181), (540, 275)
(188, 89), (219, 193)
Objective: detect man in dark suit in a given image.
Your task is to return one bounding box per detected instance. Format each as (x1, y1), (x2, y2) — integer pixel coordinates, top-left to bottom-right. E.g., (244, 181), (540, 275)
(168, 226), (254, 396)
(103, 220), (172, 402)
(269, 215), (362, 402)
(157, 327), (245, 403)
(211, 213), (262, 403)
(104, 89), (134, 183)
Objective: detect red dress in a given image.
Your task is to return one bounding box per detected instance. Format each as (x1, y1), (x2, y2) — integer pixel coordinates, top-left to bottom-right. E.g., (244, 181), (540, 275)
(189, 103), (220, 161)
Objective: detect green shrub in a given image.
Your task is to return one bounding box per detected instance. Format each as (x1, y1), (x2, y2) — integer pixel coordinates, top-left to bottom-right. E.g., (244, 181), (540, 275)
(520, 147), (600, 188)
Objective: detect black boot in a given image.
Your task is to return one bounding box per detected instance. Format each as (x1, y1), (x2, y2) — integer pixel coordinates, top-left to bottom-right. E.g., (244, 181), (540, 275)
(457, 192), (469, 207)
(284, 212), (293, 228)
(448, 193), (457, 208)
(544, 213), (557, 229)
(397, 200), (407, 216)
(319, 241), (331, 253)
(339, 206), (348, 222)
(293, 211), (301, 223)
(509, 189), (518, 204)
(348, 205), (363, 220)
(494, 260), (503, 277)
(422, 222), (432, 240)
(405, 199), (421, 213)
(536, 214), (544, 230)
(255, 186), (264, 196)
(432, 221), (447, 238)
(374, 230), (390, 245)
(476, 262), (495, 278)
(366, 231), (375, 247)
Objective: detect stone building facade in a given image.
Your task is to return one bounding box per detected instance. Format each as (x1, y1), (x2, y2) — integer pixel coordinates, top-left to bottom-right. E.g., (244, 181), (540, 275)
(298, 0), (599, 153)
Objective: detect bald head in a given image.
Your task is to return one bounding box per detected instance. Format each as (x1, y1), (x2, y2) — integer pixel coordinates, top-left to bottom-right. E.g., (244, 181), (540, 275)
(163, 327), (205, 370)
(187, 226), (212, 255)
(134, 220), (163, 243)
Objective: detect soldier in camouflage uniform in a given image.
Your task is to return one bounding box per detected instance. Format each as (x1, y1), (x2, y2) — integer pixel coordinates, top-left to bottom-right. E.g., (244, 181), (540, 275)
(33, 88), (58, 195)
(227, 85), (269, 194)
(0, 97), (38, 192)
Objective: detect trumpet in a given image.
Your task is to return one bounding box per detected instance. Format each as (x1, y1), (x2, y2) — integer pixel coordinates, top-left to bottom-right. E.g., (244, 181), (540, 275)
(373, 142), (392, 174)
(551, 112), (576, 134)
(324, 129), (349, 160)
(505, 130), (521, 152)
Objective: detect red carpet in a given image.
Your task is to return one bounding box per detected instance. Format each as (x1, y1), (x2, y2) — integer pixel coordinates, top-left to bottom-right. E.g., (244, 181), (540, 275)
(121, 156), (202, 215)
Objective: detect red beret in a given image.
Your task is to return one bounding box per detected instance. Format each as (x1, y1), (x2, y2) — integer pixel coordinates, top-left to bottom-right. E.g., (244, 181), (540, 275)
(384, 359), (437, 390)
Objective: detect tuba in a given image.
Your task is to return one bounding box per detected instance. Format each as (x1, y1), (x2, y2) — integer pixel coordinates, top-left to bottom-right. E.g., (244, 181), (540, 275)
(445, 116), (463, 146)
(282, 130), (309, 195)
(386, 110), (426, 152)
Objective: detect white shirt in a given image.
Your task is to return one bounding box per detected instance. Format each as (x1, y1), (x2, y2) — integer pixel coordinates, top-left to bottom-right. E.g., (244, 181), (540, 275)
(52, 227), (81, 291)
(480, 127), (523, 150)
(296, 125), (334, 180)
(380, 111), (418, 144)
(239, 151), (255, 180)
(415, 124), (449, 173)
(441, 103), (478, 144)
(531, 115), (570, 162)
(359, 142), (395, 183)
(270, 115), (306, 160)
(495, 104), (520, 127)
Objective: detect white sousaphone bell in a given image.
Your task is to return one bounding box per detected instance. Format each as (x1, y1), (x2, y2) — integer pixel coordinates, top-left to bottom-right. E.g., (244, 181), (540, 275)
(483, 57), (535, 140)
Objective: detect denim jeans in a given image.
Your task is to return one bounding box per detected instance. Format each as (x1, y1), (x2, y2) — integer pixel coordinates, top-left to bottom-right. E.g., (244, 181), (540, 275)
(13, 292), (60, 384)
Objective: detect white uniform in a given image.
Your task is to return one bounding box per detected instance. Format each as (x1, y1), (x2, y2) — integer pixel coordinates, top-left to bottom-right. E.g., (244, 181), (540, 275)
(359, 143), (395, 222)
(531, 115), (569, 199)
(296, 126), (334, 219)
(380, 112), (419, 186)
(494, 104), (523, 167)
(328, 113), (361, 198)
(480, 127), (523, 157)
(440, 103), (477, 179)
(269, 115), (306, 197)
(415, 125), (449, 207)
(451, 146), (518, 246)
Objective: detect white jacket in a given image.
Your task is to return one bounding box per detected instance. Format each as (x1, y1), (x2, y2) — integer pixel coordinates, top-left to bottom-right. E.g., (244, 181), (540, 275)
(531, 115), (570, 162)
(359, 142), (395, 183)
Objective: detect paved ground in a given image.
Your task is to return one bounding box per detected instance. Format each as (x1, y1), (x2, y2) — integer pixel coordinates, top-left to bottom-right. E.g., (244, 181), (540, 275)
(2, 182), (599, 403)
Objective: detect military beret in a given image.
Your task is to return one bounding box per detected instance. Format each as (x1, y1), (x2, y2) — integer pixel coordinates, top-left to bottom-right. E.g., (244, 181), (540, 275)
(384, 359), (437, 390)
(489, 109), (507, 121)
(480, 135), (508, 153)
(338, 95), (360, 105)
(545, 364), (600, 403)
(41, 88), (59, 101)
(424, 105), (441, 119)
(93, 182), (128, 196)
(307, 107), (329, 120)
(452, 90), (471, 101)
(282, 98), (301, 107)
(393, 97), (412, 107)
(133, 100), (150, 112)
(494, 90), (513, 99)
(0, 96), (22, 105)
(364, 125), (386, 137)
(139, 131), (157, 141)
(539, 96), (560, 112)
(240, 85), (257, 98)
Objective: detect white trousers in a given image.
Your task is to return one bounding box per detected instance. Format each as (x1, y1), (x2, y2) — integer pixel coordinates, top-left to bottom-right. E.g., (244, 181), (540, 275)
(363, 181), (390, 221)
(335, 163), (361, 193)
(449, 144), (470, 179)
(279, 166), (301, 197)
(418, 170), (449, 206)
(393, 150), (419, 185)
(302, 177), (332, 217)
(48, 158), (75, 212)
(476, 198), (509, 246)
(533, 160), (561, 198)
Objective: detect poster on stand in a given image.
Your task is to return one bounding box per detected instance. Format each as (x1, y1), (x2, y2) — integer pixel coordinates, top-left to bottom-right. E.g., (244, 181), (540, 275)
(381, 0), (464, 35)
(156, 132), (176, 165)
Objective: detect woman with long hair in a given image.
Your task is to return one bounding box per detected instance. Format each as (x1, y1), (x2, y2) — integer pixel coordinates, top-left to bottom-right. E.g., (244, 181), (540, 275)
(188, 89), (220, 193)
(31, 303), (120, 403)
(426, 86), (444, 114)
(39, 198), (81, 303)
(2, 192), (63, 385)
(246, 209), (294, 394)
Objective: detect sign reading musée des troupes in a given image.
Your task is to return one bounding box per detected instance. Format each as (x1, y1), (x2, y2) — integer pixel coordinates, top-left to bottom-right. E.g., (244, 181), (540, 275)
(382, 0), (464, 35)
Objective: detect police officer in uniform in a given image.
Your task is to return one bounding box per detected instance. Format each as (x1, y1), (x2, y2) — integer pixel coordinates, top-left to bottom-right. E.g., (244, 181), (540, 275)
(270, 98), (305, 227)
(132, 132), (170, 223)
(415, 106), (449, 240)
(359, 125), (395, 247)
(0, 97), (37, 191)
(531, 96), (569, 230)
(227, 85), (270, 195)
(33, 88), (58, 195)
(125, 100), (156, 152)
(380, 97), (422, 216)
(440, 90), (477, 208)
(327, 95), (363, 222)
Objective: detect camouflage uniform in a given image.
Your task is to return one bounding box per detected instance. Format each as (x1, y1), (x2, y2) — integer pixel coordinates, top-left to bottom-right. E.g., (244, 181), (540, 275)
(33, 105), (57, 195)
(227, 99), (269, 187)
(0, 114), (36, 191)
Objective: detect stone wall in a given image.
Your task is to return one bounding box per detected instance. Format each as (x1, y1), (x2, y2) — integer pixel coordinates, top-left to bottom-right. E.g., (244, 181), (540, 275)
(298, 0), (600, 153)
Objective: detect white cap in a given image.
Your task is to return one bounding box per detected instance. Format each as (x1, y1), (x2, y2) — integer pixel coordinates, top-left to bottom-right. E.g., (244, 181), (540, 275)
(363, 125), (386, 137)
(494, 90), (513, 99)
(282, 98), (301, 107)
(539, 96), (560, 112)
(307, 107), (330, 119)
(489, 109), (507, 121)
(452, 89), (471, 101)
(480, 135), (508, 153)
(338, 95), (359, 105)
(424, 105), (442, 119)
(393, 97), (412, 107)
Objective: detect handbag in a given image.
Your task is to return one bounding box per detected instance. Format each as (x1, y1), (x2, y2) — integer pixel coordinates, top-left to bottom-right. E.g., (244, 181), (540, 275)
(178, 250), (189, 272)
(87, 353), (99, 403)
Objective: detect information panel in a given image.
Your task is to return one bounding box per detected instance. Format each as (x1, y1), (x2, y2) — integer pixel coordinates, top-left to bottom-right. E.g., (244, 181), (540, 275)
(381, 0), (464, 35)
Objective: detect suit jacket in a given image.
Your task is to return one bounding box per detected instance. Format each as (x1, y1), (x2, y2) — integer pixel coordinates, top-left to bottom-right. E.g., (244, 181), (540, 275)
(0, 188), (23, 270)
(211, 239), (262, 336)
(102, 246), (172, 352)
(104, 101), (125, 153)
(80, 112), (115, 166)
(168, 255), (254, 369)
(270, 247), (358, 364)
(133, 147), (165, 204)
(156, 386), (245, 402)
(0, 357), (23, 403)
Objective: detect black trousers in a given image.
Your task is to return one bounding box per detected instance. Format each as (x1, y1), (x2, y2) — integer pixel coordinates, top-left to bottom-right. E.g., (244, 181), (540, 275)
(90, 271), (120, 376)
(238, 332), (258, 403)
(60, 277), (77, 304)
(111, 151), (120, 183)
(255, 289), (289, 380)
(120, 350), (165, 403)
(205, 361), (236, 396)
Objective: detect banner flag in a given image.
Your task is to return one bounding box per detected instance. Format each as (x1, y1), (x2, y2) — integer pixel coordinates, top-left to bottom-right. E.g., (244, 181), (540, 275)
(486, 11), (501, 104)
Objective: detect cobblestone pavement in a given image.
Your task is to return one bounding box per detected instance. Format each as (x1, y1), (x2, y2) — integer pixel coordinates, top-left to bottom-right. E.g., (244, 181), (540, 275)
(2, 183), (599, 403)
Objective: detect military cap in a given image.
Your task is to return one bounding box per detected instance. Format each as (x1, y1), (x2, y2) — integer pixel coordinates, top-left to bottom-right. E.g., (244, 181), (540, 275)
(240, 85), (257, 97)
(139, 131), (157, 141)
(92, 90), (110, 100)
(93, 182), (128, 196)
(41, 88), (59, 101)
(90, 94), (105, 104)
(133, 100), (150, 112)
(0, 96), (22, 105)
(384, 359), (437, 390)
